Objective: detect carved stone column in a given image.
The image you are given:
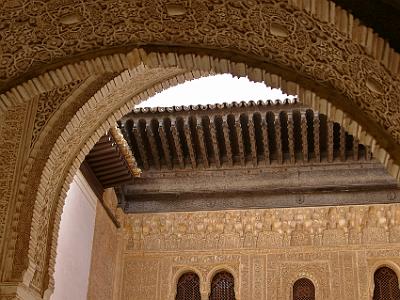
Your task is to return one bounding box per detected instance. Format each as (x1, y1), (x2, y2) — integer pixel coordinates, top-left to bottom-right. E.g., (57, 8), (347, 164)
(201, 291), (209, 300)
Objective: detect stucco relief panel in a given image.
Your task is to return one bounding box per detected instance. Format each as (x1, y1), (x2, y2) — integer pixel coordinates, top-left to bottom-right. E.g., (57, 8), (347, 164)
(123, 205), (400, 253)
(7, 74), (117, 281)
(0, 103), (29, 258)
(1, 1), (400, 143)
(120, 207), (400, 300)
(266, 253), (331, 300)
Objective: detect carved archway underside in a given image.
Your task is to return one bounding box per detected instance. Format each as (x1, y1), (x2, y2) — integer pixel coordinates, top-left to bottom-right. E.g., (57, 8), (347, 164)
(0, 0), (400, 298)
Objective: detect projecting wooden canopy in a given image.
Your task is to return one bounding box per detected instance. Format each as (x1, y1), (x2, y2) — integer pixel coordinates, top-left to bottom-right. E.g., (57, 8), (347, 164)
(119, 100), (370, 170)
(112, 100), (399, 213)
(84, 100), (399, 213)
(81, 127), (141, 196)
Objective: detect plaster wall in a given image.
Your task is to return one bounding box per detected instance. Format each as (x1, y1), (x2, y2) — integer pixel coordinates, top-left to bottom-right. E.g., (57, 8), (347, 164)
(87, 193), (119, 300)
(51, 171), (97, 300)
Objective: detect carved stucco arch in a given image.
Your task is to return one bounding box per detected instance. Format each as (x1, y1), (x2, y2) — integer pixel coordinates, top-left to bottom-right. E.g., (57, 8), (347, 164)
(1, 0), (400, 163)
(1, 1), (400, 297)
(21, 64), (194, 298)
(368, 260), (400, 298)
(9, 47), (400, 298)
(289, 274), (320, 300)
(206, 265), (240, 299)
(170, 266), (204, 300)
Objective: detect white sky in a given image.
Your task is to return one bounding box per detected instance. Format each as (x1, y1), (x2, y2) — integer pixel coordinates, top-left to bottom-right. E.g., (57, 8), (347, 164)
(136, 74), (296, 108)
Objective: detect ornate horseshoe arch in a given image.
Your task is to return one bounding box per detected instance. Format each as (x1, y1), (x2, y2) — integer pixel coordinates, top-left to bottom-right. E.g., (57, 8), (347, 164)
(9, 48), (399, 299)
(0, 0), (400, 299)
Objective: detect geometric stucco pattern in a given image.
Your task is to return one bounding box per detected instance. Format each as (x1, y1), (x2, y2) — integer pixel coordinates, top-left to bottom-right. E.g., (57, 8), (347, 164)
(30, 80), (83, 147)
(1, 0), (400, 152)
(0, 103), (30, 266)
(114, 205), (400, 300)
(2, 74), (118, 283)
(124, 204), (400, 253)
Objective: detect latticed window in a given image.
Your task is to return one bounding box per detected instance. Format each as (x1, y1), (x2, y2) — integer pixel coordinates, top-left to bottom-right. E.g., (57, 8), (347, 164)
(293, 278), (315, 300)
(176, 272), (201, 300)
(209, 271), (236, 300)
(373, 267), (400, 300)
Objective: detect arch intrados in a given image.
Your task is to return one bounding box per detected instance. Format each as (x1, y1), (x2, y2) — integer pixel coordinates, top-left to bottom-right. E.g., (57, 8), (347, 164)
(206, 265), (238, 296)
(289, 274), (319, 289)
(171, 267), (203, 300)
(368, 261), (400, 297)
(14, 50), (400, 297)
(173, 268), (203, 287)
(292, 277), (316, 300)
(288, 273), (320, 300)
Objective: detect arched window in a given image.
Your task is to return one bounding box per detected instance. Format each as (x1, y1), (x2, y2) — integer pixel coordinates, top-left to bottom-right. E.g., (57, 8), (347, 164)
(293, 278), (315, 300)
(176, 272), (201, 300)
(209, 271), (236, 300)
(373, 267), (400, 300)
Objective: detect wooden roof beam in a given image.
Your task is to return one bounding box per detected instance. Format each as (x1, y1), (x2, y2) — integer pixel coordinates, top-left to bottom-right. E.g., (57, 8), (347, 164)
(196, 119), (209, 168)
(171, 120), (185, 169)
(93, 162), (128, 176)
(313, 114), (321, 163)
(301, 111), (308, 163)
(133, 124), (150, 170)
(365, 145), (372, 160)
(184, 117), (197, 169)
(327, 120), (334, 163)
(210, 119), (221, 168)
(102, 175), (133, 187)
(146, 125), (161, 170)
(340, 126), (346, 161)
(98, 169), (131, 181)
(86, 152), (121, 163)
(353, 137), (359, 161)
(88, 146), (119, 157)
(235, 115), (246, 167)
(261, 117), (270, 165)
(287, 112), (295, 164)
(248, 116), (258, 167)
(158, 121), (173, 169)
(274, 113), (283, 164)
(222, 117), (233, 167)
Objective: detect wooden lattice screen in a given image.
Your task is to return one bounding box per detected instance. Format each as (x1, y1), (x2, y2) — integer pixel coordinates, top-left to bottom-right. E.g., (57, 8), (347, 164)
(176, 272), (201, 300)
(373, 267), (400, 300)
(293, 278), (315, 300)
(209, 271), (236, 300)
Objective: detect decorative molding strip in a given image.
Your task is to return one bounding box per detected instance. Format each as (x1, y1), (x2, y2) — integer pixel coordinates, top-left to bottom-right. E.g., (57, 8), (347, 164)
(123, 203), (400, 252)
(109, 127), (141, 178)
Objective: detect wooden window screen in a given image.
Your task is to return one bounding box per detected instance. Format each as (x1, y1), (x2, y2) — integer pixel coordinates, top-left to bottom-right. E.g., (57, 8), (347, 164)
(176, 272), (201, 300)
(293, 278), (315, 300)
(373, 267), (400, 300)
(209, 271), (236, 300)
